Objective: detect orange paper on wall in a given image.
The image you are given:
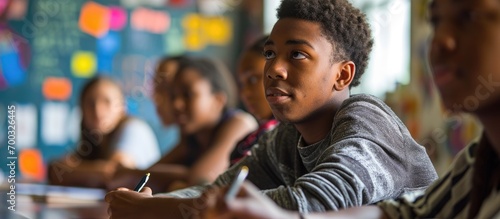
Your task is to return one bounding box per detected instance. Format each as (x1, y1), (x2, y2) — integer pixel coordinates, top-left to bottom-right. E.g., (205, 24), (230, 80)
(79, 1), (110, 37)
(42, 77), (72, 101)
(19, 149), (46, 182)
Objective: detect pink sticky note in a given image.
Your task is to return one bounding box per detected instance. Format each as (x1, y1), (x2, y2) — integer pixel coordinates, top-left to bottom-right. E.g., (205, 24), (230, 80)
(150, 10), (170, 34)
(0, 0), (7, 15)
(131, 7), (169, 34)
(109, 6), (127, 31)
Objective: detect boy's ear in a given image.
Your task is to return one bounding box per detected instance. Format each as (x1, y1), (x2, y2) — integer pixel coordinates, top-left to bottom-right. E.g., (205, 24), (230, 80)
(333, 61), (356, 91)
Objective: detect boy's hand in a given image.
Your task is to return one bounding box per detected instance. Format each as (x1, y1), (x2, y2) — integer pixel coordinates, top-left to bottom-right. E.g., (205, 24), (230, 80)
(202, 182), (297, 219)
(105, 187), (158, 219)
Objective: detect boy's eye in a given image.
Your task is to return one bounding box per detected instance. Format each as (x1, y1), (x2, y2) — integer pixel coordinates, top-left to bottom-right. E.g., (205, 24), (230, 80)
(263, 50), (276, 60)
(291, 51), (306, 60)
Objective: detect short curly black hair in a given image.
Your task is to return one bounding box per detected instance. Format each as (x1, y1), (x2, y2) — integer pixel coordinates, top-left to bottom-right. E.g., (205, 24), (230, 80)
(277, 0), (373, 87)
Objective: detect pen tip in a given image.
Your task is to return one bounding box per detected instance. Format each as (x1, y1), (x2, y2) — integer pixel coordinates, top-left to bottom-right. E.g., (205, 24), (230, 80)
(146, 173), (150, 176)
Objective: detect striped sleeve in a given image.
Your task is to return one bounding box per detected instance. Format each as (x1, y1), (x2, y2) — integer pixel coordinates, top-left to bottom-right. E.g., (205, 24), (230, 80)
(378, 143), (477, 219)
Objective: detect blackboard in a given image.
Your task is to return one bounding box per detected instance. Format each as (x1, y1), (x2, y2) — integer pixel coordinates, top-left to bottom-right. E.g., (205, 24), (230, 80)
(0, 0), (245, 181)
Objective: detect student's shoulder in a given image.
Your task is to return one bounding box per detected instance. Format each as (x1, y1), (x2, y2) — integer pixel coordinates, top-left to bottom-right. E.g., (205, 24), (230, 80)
(340, 94), (390, 112)
(122, 116), (149, 127)
(334, 94), (406, 137)
(337, 94), (399, 122)
(221, 109), (258, 128)
(119, 116), (154, 134)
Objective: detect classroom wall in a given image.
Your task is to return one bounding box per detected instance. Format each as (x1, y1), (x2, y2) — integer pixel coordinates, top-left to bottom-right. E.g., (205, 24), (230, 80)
(0, 0), (260, 182)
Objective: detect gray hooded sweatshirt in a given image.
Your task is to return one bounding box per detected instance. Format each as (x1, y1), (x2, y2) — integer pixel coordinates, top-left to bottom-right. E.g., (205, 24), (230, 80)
(165, 94), (438, 213)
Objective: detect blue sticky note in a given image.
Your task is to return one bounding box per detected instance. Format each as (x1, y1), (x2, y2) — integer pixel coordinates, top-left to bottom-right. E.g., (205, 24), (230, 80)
(1, 52), (26, 86)
(97, 31), (121, 55)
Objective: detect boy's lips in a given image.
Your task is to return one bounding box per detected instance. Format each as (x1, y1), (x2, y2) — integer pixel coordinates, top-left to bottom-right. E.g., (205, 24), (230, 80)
(432, 65), (456, 87)
(265, 87), (291, 104)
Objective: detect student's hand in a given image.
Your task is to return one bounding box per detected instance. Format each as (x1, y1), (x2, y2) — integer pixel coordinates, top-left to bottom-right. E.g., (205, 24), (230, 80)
(105, 187), (160, 219)
(202, 182), (298, 219)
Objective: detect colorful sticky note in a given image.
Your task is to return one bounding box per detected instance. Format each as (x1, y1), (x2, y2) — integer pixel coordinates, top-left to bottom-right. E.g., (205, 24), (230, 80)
(184, 32), (205, 51)
(71, 51), (97, 78)
(203, 17), (232, 45)
(1, 52), (26, 86)
(165, 27), (186, 55)
(19, 149), (46, 182)
(79, 1), (110, 38)
(41, 102), (69, 145)
(131, 7), (170, 34)
(97, 31), (121, 55)
(109, 6), (127, 31)
(42, 77), (72, 101)
(16, 104), (37, 149)
(97, 54), (114, 73)
(0, 0), (7, 15)
(150, 10), (170, 34)
(7, 0), (28, 20)
(169, 0), (193, 8)
(182, 13), (202, 30)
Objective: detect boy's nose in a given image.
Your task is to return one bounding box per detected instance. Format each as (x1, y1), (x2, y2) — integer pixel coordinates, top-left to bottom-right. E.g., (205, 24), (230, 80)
(432, 26), (457, 54)
(266, 61), (287, 80)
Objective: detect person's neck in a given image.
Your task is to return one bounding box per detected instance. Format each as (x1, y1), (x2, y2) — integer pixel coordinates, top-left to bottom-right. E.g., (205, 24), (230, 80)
(295, 91), (349, 145)
(477, 111), (500, 158)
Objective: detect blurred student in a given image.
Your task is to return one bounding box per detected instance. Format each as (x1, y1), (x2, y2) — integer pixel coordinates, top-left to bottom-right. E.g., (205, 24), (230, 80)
(48, 76), (160, 188)
(110, 57), (258, 192)
(152, 55), (189, 126)
(230, 35), (279, 165)
(104, 0), (437, 217)
(202, 0), (500, 218)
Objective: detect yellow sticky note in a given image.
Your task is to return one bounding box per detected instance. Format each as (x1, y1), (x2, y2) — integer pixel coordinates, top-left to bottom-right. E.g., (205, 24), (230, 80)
(203, 17), (232, 45)
(71, 51), (97, 78)
(182, 13), (202, 31)
(184, 32), (205, 51)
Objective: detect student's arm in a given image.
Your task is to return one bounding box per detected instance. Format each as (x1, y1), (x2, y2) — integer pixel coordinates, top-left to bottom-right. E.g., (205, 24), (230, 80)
(202, 182), (387, 219)
(187, 111), (258, 184)
(106, 126), (285, 218)
(150, 137), (189, 166)
(376, 144), (475, 219)
(106, 187), (213, 219)
(107, 139), (190, 192)
(48, 155), (120, 188)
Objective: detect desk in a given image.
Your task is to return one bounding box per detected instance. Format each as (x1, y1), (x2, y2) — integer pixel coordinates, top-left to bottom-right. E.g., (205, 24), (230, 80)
(1, 184), (109, 219)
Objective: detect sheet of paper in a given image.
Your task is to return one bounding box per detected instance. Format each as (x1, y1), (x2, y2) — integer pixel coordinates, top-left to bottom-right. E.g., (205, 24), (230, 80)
(41, 102), (69, 146)
(16, 104), (37, 149)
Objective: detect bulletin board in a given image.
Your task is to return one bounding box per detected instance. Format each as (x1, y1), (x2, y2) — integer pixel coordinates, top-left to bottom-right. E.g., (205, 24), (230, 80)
(0, 0), (245, 182)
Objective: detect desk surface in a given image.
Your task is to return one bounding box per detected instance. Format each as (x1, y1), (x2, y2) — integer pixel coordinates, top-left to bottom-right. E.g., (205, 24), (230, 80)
(1, 184), (109, 219)
(16, 197), (109, 219)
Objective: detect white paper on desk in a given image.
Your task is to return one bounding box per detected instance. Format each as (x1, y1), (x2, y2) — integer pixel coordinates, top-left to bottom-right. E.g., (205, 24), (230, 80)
(16, 104), (37, 149)
(16, 183), (106, 202)
(41, 102), (69, 146)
